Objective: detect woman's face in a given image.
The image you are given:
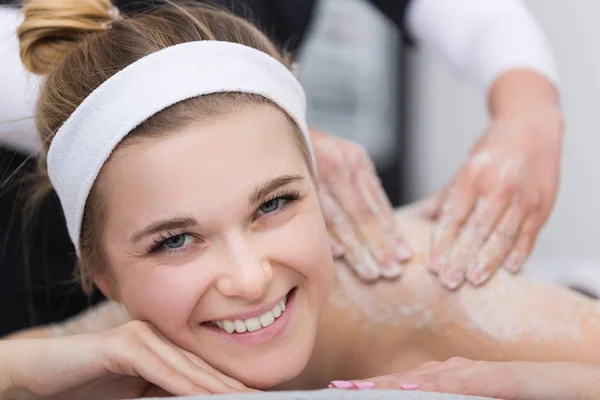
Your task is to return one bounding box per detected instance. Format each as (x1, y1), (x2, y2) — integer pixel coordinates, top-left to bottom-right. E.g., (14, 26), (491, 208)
(95, 103), (335, 388)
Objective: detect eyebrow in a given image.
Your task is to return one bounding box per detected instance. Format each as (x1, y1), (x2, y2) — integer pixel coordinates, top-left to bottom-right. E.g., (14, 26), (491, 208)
(129, 175), (303, 244)
(248, 175), (304, 205)
(130, 216), (198, 245)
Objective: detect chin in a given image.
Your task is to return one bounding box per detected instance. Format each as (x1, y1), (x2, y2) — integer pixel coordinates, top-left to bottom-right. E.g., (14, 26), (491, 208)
(213, 325), (316, 390)
(239, 362), (304, 389)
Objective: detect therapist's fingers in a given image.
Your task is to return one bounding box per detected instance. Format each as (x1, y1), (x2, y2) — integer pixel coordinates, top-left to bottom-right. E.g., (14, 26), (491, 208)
(313, 133), (408, 281)
(415, 188), (449, 220)
(319, 189), (380, 281)
(329, 236), (346, 259)
(442, 197), (507, 289)
(465, 201), (523, 285)
(503, 213), (542, 274)
(354, 169), (412, 277)
(358, 164), (413, 262)
(429, 180), (478, 277)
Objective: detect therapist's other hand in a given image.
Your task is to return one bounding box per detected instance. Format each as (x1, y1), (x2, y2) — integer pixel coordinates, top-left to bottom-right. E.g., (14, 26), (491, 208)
(310, 129), (412, 281)
(424, 71), (563, 289)
(344, 357), (598, 400)
(5, 321), (254, 399)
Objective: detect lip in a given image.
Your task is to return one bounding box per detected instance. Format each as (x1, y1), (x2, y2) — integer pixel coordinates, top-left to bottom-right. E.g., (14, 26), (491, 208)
(205, 291), (290, 322)
(203, 287), (297, 345)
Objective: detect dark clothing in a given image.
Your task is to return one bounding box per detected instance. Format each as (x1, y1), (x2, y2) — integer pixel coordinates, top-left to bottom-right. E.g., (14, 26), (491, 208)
(0, 0), (412, 336)
(0, 149), (104, 336)
(111, 0), (414, 52)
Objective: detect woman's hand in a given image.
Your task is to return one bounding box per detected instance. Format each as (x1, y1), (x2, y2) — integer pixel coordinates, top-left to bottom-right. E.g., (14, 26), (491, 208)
(331, 357), (600, 400)
(310, 129), (412, 281)
(422, 70), (563, 289)
(3, 321), (254, 399)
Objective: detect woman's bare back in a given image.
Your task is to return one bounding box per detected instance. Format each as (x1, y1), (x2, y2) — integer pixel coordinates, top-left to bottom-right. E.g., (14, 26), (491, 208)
(319, 210), (600, 384)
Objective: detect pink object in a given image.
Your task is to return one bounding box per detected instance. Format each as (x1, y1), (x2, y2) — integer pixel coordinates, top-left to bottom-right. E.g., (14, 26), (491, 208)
(329, 381), (353, 389)
(354, 382), (376, 389)
(400, 383), (420, 390)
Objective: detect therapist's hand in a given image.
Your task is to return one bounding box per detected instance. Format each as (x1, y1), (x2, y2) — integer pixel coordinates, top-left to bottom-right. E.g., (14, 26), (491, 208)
(310, 129), (412, 281)
(422, 70), (563, 289)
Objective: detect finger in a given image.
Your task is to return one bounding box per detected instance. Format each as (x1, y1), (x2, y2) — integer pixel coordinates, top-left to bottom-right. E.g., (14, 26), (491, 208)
(355, 173), (408, 278)
(145, 326), (247, 392)
(329, 236), (346, 259)
(415, 364), (519, 399)
(503, 213), (541, 274)
(318, 188), (380, 281)
(359, 167), (413, 262)
(179, 348), (253, 392)
(123, 344), (210, 397)
(329, 171), (404, 280)
(430, 183), (478, 278)
(360, 357), (473, 386)
(363, 365), (507, 397)
(443, 196), (507, 289)
(139, 327), (243, 394)
(415, 188), (448, 220)
(466, 202), (524, 285)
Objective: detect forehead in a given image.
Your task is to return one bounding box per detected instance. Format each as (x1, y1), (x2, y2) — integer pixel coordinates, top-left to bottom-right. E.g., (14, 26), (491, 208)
(100, 103), (309, 220)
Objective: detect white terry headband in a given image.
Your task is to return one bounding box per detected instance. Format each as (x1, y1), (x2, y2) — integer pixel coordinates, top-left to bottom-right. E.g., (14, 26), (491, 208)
(47, 41), (313, 254)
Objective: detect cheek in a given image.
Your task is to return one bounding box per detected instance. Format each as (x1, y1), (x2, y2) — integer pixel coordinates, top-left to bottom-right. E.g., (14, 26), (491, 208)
(115, 263), (211, 334)
(266, 200), (335, 295)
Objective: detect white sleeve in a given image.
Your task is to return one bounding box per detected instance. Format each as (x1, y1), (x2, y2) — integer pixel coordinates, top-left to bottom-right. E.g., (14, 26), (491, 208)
(405, 0), (560, 94)
(0, 6), (42, 155)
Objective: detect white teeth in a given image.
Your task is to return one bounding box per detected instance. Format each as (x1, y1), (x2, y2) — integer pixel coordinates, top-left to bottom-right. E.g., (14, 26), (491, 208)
(259, 311), (275, 327)
(212, 294), (290, 334)
(223, 320), (235, 334)
(234, 320), (247, 333)
(245, 317), (262, 332)
(272, 303), (282, 318)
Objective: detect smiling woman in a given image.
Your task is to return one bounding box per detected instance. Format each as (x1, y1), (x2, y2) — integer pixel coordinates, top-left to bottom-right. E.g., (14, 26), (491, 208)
(93, 101), (333, 388)
(1, 1), (600, 399)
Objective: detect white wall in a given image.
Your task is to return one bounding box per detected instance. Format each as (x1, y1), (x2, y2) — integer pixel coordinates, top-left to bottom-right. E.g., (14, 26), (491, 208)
(406, 0), (600, 276)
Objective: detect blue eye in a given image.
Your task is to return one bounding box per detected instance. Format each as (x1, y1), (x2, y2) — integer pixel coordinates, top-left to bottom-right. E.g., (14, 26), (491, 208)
(163, 234), (193, 249)
(259, 198), (284, 214)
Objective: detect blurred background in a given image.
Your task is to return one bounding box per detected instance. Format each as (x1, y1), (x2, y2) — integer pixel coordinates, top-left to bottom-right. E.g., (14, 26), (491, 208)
(1, 0), (600, 315)
(297, 0), (600, 288)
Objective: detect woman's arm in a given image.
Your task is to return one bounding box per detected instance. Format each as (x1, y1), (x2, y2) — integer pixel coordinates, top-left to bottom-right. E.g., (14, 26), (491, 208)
(352, 359), (600, 400)
(0, 322), (249, 399)
(2, 300), (130, 340)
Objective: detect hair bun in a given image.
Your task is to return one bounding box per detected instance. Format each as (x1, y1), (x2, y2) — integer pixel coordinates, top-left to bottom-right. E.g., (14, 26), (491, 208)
(18, 0), (120, 74)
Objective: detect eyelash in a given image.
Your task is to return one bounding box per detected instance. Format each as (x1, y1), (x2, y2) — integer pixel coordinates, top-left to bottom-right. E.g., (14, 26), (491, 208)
(148, 230), (192, 254)
(146, 189), (302, 254)
(254, 189), (301, 218)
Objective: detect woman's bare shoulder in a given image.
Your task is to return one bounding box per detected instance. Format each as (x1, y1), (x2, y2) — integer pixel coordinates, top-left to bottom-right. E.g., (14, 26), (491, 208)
(329, 209), (444, 332)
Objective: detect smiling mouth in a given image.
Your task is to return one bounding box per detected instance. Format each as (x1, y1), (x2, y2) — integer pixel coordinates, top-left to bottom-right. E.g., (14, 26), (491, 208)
(207, 288), (295, 334)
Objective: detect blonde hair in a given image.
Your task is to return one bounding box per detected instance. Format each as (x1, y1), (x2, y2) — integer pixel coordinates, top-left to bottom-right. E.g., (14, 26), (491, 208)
(18, 0), (312, 294)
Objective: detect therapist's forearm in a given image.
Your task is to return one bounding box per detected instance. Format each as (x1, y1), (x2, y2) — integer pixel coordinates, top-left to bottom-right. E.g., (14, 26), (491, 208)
(487, 69), (561, 119)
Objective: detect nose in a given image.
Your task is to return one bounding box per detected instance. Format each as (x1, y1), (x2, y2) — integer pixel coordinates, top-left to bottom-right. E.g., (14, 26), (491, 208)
(215, 234), (273, 300)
